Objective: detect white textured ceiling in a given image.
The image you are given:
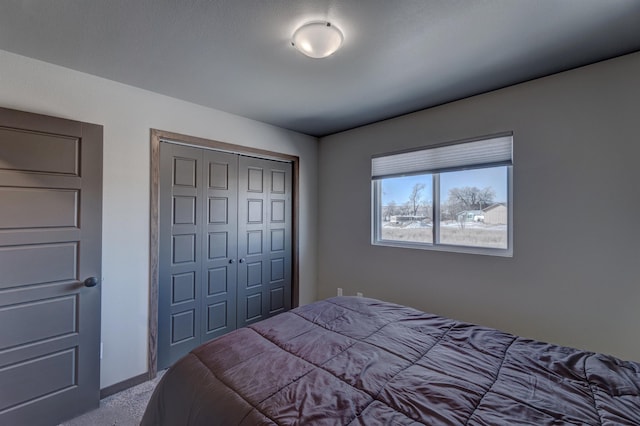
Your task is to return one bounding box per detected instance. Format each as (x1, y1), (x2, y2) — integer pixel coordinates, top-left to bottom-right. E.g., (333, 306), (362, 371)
(1, 1), (639, 137)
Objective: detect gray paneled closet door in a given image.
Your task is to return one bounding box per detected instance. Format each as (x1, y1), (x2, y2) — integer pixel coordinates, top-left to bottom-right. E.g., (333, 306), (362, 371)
(237, 156), (292, 327)
(202, 148), (239, 342)
(158, 142), (291, 369)
(159, 143), (204, 369)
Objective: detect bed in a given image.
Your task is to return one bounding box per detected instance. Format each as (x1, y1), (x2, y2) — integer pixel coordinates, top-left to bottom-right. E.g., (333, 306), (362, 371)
(141, 296), (640, 425)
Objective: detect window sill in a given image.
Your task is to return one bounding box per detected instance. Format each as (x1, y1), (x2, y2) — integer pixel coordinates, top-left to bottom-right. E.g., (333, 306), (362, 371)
(371, 239), (513, 257)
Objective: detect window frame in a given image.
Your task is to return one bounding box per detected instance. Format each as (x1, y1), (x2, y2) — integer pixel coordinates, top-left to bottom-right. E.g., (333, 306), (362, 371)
(371, 134), (513, 257)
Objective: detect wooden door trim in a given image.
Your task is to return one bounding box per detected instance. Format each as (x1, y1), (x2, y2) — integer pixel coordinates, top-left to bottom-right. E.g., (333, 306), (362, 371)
(148, 129), (300, 378)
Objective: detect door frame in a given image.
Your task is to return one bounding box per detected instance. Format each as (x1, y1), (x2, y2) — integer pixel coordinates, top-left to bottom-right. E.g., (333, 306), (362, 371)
(148, 129), (300, 378)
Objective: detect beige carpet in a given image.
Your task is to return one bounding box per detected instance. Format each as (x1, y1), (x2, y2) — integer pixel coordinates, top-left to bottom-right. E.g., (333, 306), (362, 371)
(58, 372), (164, 426)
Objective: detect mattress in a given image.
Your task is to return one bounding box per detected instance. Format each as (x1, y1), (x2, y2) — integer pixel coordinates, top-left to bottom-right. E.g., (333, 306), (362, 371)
(141, 296), (640, 425)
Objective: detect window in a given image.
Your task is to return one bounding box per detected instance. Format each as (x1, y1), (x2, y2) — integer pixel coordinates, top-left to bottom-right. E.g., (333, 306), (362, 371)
(372, 134), (512, 256)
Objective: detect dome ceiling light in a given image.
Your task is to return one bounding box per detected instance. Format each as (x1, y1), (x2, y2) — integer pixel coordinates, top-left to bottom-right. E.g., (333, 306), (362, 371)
(291, 21), (343, 59)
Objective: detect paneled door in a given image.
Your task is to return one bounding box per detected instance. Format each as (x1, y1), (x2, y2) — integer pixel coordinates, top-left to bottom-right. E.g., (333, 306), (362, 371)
(237, 156), (292, 327)
(158, 142), (292, 369)
(158, 143), (239, 368)
(0, 108), (102, 425)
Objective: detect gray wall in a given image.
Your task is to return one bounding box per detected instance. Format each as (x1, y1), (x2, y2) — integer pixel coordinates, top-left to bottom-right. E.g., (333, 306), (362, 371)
(318, 52), (640, 362)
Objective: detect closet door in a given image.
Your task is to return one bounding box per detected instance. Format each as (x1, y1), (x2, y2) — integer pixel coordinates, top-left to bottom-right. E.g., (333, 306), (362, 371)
(158, 144), (292, 369)
(158, 143), (204, 369)
(202, 149), (238, 341)
(158, 144), (240, 369)
(237, 156), (292, 327)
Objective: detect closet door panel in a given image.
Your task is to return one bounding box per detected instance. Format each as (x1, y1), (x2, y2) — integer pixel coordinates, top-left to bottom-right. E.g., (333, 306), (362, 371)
(237, 156), (291, 327)
(201, 150), (238, 341)
(237, 157), (268, 326)
(158, 143), (203, 369)
(267, 164), (292, 315)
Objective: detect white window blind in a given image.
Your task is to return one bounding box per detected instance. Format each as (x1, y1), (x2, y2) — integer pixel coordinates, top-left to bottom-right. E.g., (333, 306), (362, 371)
(371, 134), (512, 179)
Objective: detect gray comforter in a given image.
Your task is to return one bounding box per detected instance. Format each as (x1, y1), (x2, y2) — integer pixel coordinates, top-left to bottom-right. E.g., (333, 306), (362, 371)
(142, 296), (640, 425)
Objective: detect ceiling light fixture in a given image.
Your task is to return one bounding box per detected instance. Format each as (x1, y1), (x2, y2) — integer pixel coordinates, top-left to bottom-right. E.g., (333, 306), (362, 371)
(291, 21), (343, 59)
